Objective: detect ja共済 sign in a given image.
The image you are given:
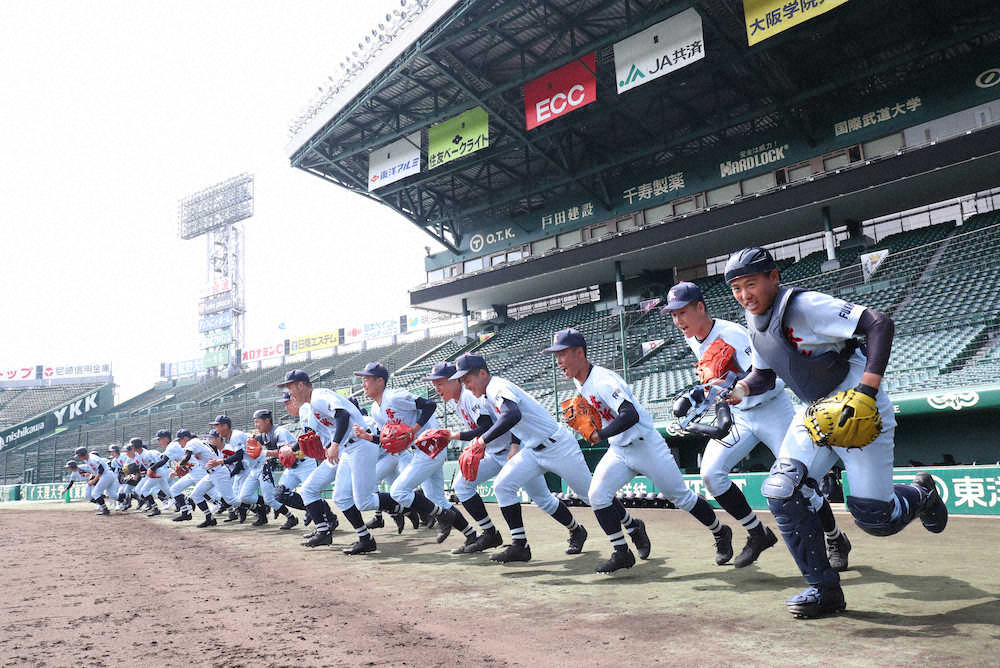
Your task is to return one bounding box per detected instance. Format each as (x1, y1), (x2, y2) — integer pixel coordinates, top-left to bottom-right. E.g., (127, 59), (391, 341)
(614, 8), (705, 94)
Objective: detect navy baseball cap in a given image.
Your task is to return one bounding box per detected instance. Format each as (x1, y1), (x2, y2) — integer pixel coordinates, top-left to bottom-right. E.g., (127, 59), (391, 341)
(450, 354), (487, 379)
(176, 429), (193, 440)
(253, 409), (272, 420)
(129, 437), (143, 447)
(276, 369), (310, 386)
(66, 460), (78, 468)
(353, 362), (389, 381)
(108, 444), (120, 453)
(281, 390), (292, 402)
(155, 429), (171, 439)
(662, 282), (704, 311)
(542, 328), (587, 352)
(207, 428), (220, 438)
(210, 415), (232, 426)
(423, 361), (457, 380)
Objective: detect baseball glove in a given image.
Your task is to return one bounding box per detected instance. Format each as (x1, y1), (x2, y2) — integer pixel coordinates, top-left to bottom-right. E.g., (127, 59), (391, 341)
(221, 448), (235, 458)
(561, 396), (602, 443)
(804, 385), (882, 449)
(459, 439), (486, 482)
(122, 462), (141, 484)
(413, 428), (451, 459)
(380, 422), (415, 454)
(695, 337), (742, 384)
(174, 462), (193, 478)
(245, 438), (263, 459)
(278, 445), (297, 468)
(297, 431), (325, 460)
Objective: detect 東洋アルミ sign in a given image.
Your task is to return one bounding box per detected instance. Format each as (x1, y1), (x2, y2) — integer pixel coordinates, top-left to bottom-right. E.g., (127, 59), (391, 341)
(614, 8), (705, 94)
(368, 132), (421, 191)
(524, 53), (597, 130)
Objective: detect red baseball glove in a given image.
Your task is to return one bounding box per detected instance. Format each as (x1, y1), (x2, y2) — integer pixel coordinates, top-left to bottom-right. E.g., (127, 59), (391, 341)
(297, 431), (325, 460)
(459, 439), (486, 482)
(278, 445), (298, 468)
(245, 438), (263, 459)
(380, 423), (415, 454)
(413, 428), (451, 459)
(174, 462), (193, 478)
(695, 337), (742, 384)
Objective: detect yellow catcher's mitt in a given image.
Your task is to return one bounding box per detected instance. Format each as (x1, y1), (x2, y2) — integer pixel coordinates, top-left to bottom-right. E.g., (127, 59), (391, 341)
(804, 386), (882, 449)
(695, 337), (741, 384)
(561, 396), (602, 442)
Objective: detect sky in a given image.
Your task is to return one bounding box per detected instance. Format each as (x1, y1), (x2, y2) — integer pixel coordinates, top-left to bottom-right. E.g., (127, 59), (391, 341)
(0, 1), (445, 401)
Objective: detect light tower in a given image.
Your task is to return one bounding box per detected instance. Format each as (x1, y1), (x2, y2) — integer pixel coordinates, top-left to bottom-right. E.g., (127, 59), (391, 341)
(178, 173), (254, 375)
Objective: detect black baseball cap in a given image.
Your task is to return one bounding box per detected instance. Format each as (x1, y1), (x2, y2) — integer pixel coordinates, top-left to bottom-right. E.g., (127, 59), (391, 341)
(176, 429), (193, 440)
(210, 415), (232, 426)
(724, 247), (777, 283)
(74, 446), (88, 457)
(253, 409), (272, 420)
(423, 361), (457, 380)
(108, 444), (120, 453)
(450, 354), (487, 379)
(353, 362), (389, 381)
(207, 428), (220, 439)
(155, 429), (171, 439)
(542, 328), (587, 352)
(66, 460), (78, 468)
(129, 437), (143, 447)
(662, 282), (704, 311)
(277, 369), (310, 386)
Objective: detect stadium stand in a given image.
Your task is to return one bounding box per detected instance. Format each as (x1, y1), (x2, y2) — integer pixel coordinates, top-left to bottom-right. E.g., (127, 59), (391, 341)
(5, 212), (1000, 484)
(0, 384), (105, 429)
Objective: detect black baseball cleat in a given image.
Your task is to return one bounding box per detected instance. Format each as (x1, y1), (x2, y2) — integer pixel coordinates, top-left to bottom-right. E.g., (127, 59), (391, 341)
(303, 531), (332, 548)
(97, 505), (110, 516)
(595, 548), (636, 574)
(252, 511), (269, 527)
(343, 536), (377, 555)
(565, 525), (588, 555)
(365, 514), (384, 530)
(913, 473), (948, 533)
(172, 511), (193, 522)
(224, 509), (240, 523)
(303, 514), (312, 527)
(786, 584), (846, 619)
(406, 508), (420, 530)
(328, 512), (340, 531)
(197, 516), (218, 528)
(452, 533), (478, 554)
(390, 512), (405, 534)
(490, 543), (532, 563)
(713, 525), (734, 565)
(464, 527), (503, 553)
(301, 529), (317, 542)
(435, 508), (457, 544)
(827, 533), (852, 572)
(280, 514), (299, 530)
(146, 507), (161, 517)
(238, 504), (249, 523)
(421, 513), (436, 529)
(629, 519), (651, 560)
(734, 526), (778, 568)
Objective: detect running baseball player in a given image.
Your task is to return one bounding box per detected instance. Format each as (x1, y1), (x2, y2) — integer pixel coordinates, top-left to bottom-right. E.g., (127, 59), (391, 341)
(451, 354), (591, 563)
(146, 429), (187, 513)
(176, 428), (238, 527)
(130, 438), (172, 516)
(663, 281), (851, 570)
(276, 370), (352, 549)
(362, 397), (416, 533)
(207, 415), (257, 524)
(236, 406), (301, 529)
(351, 362), (468, 549)
(72, 446), (113, 515)
(547, 328), (736, 573)
(61, 460), (91, 504)
(105, 445), (126, 510)
(723, 246), (948, 618)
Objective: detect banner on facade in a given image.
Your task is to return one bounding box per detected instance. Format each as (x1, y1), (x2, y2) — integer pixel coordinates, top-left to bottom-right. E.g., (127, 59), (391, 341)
(614, 8), (705, 94)
(524, 53), (597, 129)
(743, 0), (850, 46)
(428, 107), (489, 169)
(368, 132), (421, 191)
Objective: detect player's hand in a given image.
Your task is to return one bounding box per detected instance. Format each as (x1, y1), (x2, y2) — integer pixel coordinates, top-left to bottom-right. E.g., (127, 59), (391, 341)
(326, 443), (339, 464)
(470, 436), (485, 451)
(587, 430), (602, 445)
(725, 381), (748, 405)
(448, 431), (462, 442)
(207, 458), (222, 470)
(265, 449), (278, 458)
(353, 424), (371, 441)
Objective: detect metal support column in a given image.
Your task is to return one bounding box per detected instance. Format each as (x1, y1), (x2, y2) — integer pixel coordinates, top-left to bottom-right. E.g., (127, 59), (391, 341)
(616, 261), (628, 383)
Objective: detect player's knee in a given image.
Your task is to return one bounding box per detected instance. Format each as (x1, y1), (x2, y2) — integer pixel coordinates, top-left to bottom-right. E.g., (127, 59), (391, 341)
(274, 485), (293, 505)
(845, 495), (899, 537)
(761, 457), (808, 500)
(389, 479), (414, 507)
(702, 470), (730, 497)
(453, 476), (476, 502)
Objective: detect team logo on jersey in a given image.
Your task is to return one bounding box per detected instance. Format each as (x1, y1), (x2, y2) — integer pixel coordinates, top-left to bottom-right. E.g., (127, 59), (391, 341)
(315, 413), (334, 428)
(588, 395), (615, 422)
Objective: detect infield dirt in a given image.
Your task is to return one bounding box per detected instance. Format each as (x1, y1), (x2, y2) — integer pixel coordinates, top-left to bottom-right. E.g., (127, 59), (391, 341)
(1, 502), (997, 667)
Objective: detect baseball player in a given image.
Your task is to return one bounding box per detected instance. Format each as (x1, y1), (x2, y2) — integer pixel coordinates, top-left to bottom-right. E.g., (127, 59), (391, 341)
(361, 397), (418, 532)
(146, 429), (188, 513)
(105, 445), (127, 510)
(117, 445), (144, 510)
(72, 446), (113, 515)
(237, 406), (301, 529)
(723, 246), (948, 618)
(206, 415), (256, 524)
(451, 354), (591, 563)
(61, 460), (91, 503)
(547, 328), (737, 573)
(663, 281), (852, 570)
(176, 428), (238, 528)
(276, 370), (353, 549)
(130, 438), (172, 516)
(351, 362), (469, 548)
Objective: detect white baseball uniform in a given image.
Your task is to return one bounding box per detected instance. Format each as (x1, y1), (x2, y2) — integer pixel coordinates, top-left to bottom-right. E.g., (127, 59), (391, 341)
(188, 438), (238, 505)
(581, 364), (698, 511)
(78, 454), (115, 500)
(376, 388), (450, 509)
(488, 376), (593, 508)
(685, 319), (796, 496)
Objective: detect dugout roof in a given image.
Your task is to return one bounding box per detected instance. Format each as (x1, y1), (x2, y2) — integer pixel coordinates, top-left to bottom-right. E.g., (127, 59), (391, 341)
(287, 0), (1000, 312)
